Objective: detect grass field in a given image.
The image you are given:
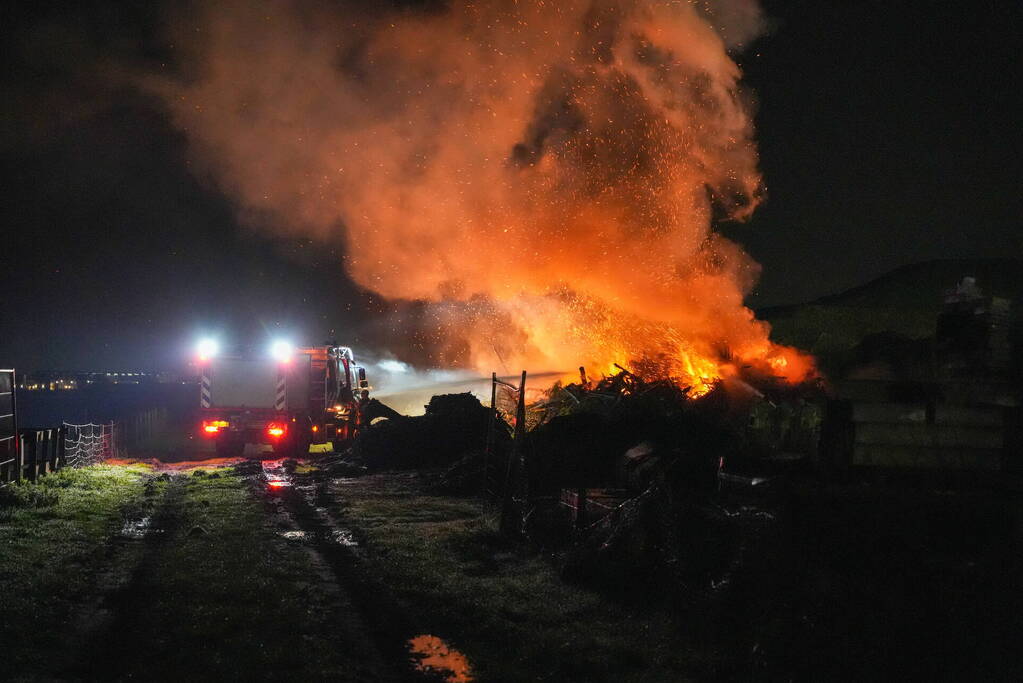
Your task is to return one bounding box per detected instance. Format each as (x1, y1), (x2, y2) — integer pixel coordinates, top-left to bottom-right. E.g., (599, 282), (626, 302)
(0, 464), (153, 675)
(0, 464), (383, 682)
(329, 473), (696, 683)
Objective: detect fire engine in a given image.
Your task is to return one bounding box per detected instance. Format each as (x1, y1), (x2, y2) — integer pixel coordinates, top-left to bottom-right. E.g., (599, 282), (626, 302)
(195, 339), (369, 457)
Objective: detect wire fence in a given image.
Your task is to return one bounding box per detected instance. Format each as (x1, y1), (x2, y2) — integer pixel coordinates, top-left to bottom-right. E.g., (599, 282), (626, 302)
(1, 406), (169, 483)
(63, 422), (116, 468)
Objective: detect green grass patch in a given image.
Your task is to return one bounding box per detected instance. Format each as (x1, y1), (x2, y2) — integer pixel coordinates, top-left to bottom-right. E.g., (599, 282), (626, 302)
(335, 474), (694, 683)
(102, 470), (377, 682)
(1, 465), (384, 681)
(0, 464), (154, 675)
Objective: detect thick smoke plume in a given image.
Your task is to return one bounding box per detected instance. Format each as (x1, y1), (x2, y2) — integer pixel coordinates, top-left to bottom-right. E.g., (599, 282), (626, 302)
(152, 0), (812, 391)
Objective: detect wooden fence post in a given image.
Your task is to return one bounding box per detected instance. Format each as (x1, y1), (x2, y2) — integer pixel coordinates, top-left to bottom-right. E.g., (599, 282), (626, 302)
(46, 429), (56, 474)
(38, 430), (46, 475)
(483, 372), (497, 503)
(500, 371), (528, 537)
(29, 431), (39, 481)
(57, 425), (66, 470)
(16, 434), (24, 482)
(38, 430), (48, 475)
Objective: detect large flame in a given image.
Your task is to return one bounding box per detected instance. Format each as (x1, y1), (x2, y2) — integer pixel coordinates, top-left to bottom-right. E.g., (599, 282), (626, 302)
(151, 0), (813, 392)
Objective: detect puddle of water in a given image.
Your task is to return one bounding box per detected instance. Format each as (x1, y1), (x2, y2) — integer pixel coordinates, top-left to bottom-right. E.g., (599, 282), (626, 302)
(120, 517), (152, 539)
(331, 529), (358, 547)
(278, 530), (308, 541)
(408, 634), (473, 683)
(262, 460), (292, 489)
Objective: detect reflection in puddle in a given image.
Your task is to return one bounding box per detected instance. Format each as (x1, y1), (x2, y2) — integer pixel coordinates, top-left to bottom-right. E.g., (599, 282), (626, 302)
(332, 529), (358, 546)
(120, 517), (153, 539)
(408, 634), (473, 682)
(278, 530), (307, 541)
(262, 460), (292, 489)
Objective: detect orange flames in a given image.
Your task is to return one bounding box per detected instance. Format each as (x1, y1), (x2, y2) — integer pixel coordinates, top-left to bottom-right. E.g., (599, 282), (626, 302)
(152, 0), (814, 392)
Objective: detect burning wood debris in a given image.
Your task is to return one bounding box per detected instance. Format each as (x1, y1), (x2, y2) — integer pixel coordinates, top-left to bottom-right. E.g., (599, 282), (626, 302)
(345, 362), (825, 510)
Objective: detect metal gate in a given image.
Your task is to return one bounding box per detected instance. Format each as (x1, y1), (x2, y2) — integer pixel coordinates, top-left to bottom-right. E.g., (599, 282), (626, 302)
(0, 369), (16, 481)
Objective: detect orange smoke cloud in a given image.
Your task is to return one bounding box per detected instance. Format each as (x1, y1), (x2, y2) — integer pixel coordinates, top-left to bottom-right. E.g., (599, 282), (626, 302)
(151, 0), (813, 392)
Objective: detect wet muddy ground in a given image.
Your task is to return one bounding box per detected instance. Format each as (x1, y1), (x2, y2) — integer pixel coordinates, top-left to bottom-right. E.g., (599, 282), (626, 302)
(0, 461), (470, 682)
(2, 456), (711, 682)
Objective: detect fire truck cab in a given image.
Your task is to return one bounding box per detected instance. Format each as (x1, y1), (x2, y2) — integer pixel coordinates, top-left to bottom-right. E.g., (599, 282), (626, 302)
(197, 341), (368, 458)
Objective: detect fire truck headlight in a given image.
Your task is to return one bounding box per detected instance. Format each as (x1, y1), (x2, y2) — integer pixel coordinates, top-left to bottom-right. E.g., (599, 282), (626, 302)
(197, 338), (219, 362)
(270, 340), (293, 363)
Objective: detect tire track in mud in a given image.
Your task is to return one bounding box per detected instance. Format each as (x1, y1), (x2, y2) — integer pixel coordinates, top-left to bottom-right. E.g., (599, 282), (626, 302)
(252, 462), (429, 683)
(44, 473), (165, 679)
(65, 475), (189, 681)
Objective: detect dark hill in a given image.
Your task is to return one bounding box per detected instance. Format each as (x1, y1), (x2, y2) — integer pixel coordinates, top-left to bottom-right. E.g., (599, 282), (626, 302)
(757, 258), (1022, 373)
(760, 258), (1022, 317)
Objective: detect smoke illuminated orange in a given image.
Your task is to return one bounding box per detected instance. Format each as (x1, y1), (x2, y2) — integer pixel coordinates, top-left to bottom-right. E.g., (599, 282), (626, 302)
(152, 0), (814, 392)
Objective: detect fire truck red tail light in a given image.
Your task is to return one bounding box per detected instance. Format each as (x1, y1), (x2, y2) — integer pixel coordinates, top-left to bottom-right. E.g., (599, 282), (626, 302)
(202, 420), (229, 435)
(266, 423), (286, 438)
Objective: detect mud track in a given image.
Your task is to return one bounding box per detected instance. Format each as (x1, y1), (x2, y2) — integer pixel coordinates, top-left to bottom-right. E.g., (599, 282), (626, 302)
(252, 463), (430, 682)
(67, 475), (189, 680)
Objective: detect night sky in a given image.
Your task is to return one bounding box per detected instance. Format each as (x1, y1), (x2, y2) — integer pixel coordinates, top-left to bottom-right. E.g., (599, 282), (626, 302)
(2, 0), (1020, 371)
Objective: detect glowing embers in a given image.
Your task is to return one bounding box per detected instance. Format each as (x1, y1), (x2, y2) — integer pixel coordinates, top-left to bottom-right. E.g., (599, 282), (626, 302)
(157, 1), (818, 404)
(408, 635), (473, 683)
(467, 292), (815, 402)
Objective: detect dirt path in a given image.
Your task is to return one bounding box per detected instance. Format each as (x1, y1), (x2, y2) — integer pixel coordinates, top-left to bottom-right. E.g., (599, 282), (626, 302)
(36, 464), (427, 682)
(3, 458), (465, 682)
(253, 460), (426, 682)
(68, 475), (189, 680)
